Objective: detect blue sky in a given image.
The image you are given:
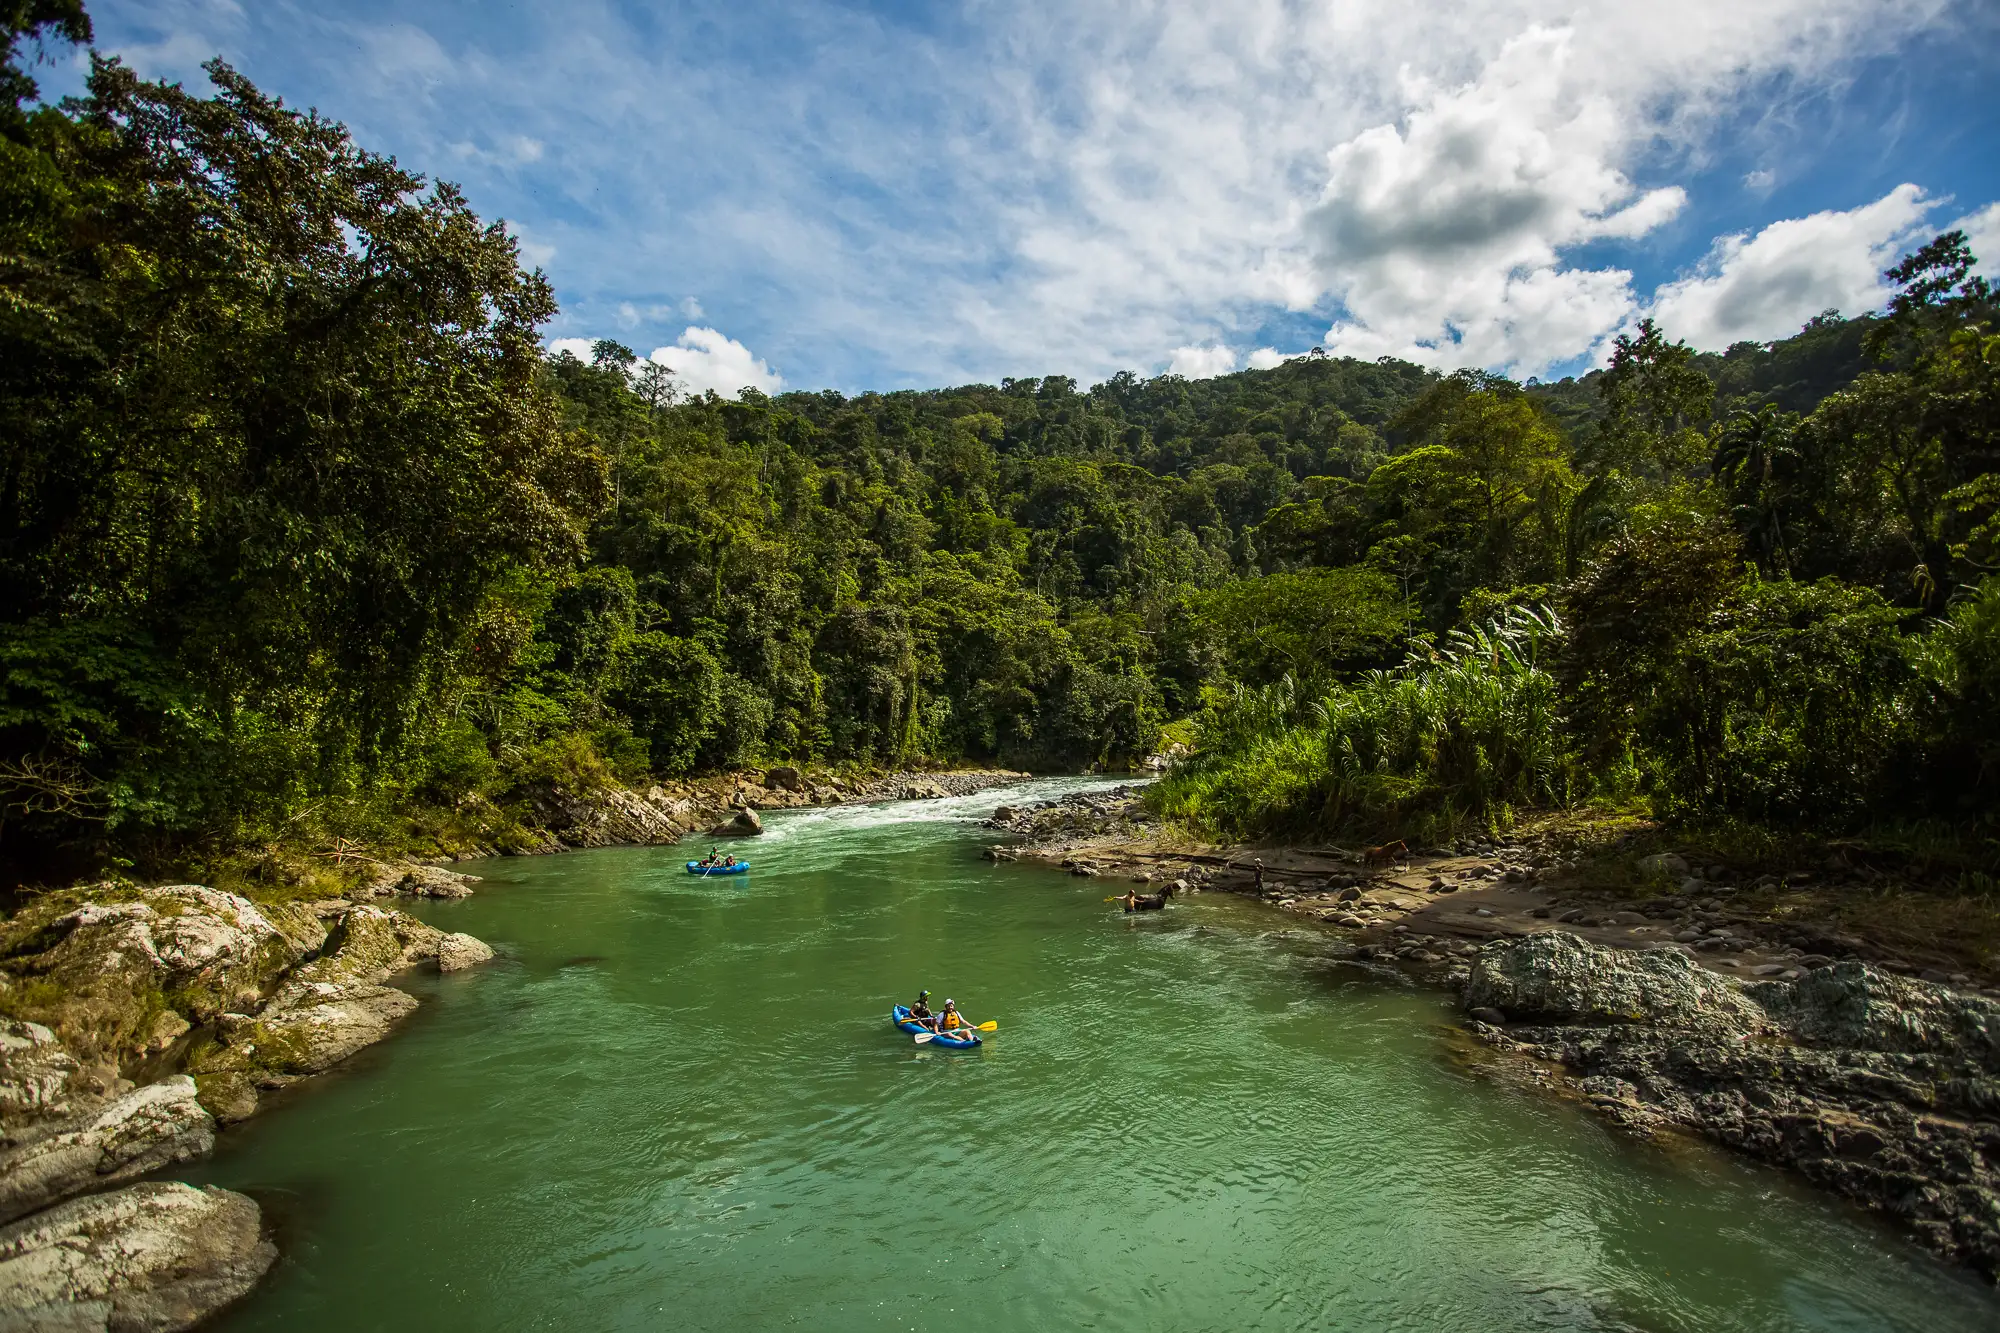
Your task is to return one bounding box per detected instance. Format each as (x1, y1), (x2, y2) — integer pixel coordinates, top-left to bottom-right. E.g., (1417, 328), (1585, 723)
(42, 0), (2000, 396)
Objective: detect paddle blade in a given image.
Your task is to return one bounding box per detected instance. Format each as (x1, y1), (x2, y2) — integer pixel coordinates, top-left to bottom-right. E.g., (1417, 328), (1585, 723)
(913, 1032), (935, 1044)
(976, 1021), (998, 1031)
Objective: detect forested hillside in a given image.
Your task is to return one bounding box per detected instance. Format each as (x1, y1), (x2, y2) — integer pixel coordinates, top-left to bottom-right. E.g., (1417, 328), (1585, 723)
(2, 3), (1997, 885)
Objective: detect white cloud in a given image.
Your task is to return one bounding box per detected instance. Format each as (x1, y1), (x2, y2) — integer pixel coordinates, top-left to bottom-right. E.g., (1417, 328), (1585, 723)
(1744, 168), (1777, 191)
(1305, 27), (1686, 375)
(1166, 345), (1237, 378)
(506, 221), (555, 270)
(936, 0), (1951, 383)
(646, 327), (783, 399)
(1246, 347), (1286, 370)
(1649, 184), (1938, 348)
(546, 337), (594, 360)
(92, 0), (1967, 387)
(1961, 201), (2000, 279)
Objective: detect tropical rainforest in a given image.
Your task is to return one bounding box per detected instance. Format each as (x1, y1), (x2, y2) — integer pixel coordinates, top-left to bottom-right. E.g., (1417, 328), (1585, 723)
(3, 2), (1997, 884)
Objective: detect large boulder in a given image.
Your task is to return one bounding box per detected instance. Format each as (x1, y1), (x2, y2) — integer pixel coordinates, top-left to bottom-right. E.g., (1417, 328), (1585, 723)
(185, 906), (446, 1121)
(764, 766), (803, 792)
(708, 808), (762, 837)
(1463, 939), (2000, 1278)
(530, 782), (690, 847)
(436, 933), (494, 974)
(0, 887), (324, 1083)
(1463, 931), (1766, 1032)
(1749, 961), (2000, 1063)
(352, 862), (480, 901)
(0, 1182), (274, 1332)
(0, 1077), (214, 1226)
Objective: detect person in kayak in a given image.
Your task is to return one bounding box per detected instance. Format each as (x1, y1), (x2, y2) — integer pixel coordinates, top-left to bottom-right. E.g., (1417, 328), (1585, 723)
(908, 990), (936, 1029)
(698, 847), (720, 867)
(937, 999), (969, 1033)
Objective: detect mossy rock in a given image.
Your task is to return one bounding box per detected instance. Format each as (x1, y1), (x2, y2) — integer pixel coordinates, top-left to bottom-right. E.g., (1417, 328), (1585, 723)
(0, 885), (324, 1073)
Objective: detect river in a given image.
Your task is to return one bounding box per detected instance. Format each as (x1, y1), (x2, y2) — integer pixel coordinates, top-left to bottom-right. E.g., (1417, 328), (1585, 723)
(185, 776), (2000, 1331)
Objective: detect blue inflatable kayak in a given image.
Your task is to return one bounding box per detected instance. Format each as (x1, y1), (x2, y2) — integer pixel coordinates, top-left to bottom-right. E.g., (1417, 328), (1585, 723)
(686, 860), (750, 876)
(893, 1004), (981, 1049)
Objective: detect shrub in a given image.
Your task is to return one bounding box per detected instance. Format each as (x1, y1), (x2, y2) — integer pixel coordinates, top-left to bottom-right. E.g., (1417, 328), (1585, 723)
(1642, 576), (1913, 825)
(1152, 606), (1576, 842)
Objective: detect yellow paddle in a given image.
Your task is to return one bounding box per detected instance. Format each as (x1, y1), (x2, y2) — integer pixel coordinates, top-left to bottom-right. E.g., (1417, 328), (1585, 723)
(913, 1020), (998, 1044)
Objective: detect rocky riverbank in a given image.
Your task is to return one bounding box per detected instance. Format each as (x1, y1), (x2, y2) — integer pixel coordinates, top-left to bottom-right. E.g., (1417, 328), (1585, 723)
(454, 766), (1034, 859)
(0, 880), (494, 1329)
(1465, 934), (2000, 1279)
(0, 768), (1030, 1327)
(985, 787), (2000, 1281)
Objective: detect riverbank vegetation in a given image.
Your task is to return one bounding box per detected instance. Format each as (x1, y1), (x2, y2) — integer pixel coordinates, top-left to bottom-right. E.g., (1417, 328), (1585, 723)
(1156, 263), (2000, 865)
(3, 2), (1997, 887)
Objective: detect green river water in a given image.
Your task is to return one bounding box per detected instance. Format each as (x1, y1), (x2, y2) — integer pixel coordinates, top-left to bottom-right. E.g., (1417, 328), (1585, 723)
(185, 777), (2000, 1331)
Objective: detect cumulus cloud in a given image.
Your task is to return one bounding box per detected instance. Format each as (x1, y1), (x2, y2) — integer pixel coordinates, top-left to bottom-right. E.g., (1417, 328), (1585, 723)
(1649, 184), (1938, 348)
(90, 0), (1969, 386)
(645, 327), (783, 399)
(1305, 27), (1685, 374)
(1961, 201), (2000, 278)
(1246, 347), (1286, 370)
(1167, 344), (1236, 378)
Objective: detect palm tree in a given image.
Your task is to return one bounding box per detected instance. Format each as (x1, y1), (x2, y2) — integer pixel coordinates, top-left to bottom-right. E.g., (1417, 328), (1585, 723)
(1712, 405), (1802, 575)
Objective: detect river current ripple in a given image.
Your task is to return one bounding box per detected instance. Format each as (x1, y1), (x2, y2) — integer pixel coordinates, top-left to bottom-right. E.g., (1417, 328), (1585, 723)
(187, 776), (2000, 1331)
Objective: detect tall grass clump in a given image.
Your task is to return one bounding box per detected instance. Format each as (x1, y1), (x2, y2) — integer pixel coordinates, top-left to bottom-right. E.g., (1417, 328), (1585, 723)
(1151, 607), (1578, 843)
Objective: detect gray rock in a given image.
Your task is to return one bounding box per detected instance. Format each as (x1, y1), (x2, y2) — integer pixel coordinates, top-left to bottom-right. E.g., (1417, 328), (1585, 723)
(1464, 940), (2000, 1279)
(436, 933), (494, 974)
(1463, 932), (1768, 1032)
(0, 1024), (83, 1131)
(186, 906), (443, 1121)
(1636, 853), (1690, 879)
(1749, 961), (2000, 1061)
(0, 1182), (274, 1332)
(531, 782), (691, 847)
(0, 1078), (213, 1226)
(0, 886), (324, 1075)
(764, 766), (803, 792)
(708, 808), (763, 837)
(392, 865), (478, 900)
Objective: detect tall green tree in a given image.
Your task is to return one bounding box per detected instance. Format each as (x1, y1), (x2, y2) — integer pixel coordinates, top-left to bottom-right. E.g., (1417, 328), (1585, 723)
(0, 29), (604, 863)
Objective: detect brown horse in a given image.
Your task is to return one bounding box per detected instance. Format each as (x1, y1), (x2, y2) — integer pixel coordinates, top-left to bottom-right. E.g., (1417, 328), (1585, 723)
(1362, 839), (1408, 868)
